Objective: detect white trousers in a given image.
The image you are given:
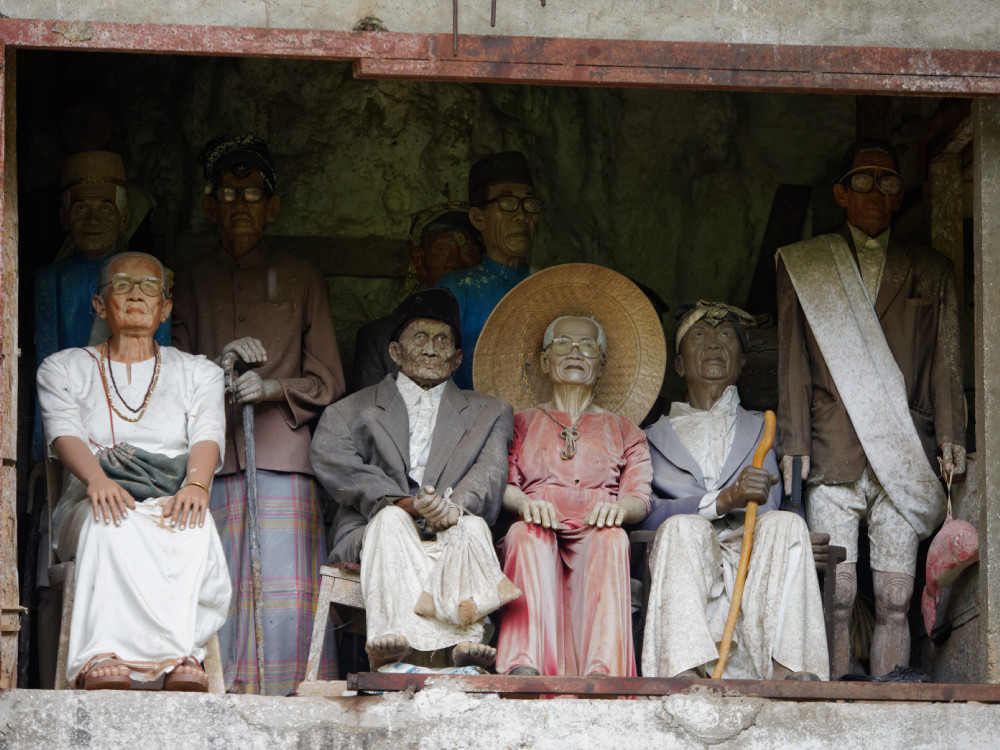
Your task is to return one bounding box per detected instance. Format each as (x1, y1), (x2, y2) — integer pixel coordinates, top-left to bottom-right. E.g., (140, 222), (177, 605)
(361, 505), (513, 652)
(642, 512), (829, 680)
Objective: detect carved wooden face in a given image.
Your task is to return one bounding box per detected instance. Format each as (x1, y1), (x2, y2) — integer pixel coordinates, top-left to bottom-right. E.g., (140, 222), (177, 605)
(674, 320), (744, 388)
(389, 318), (463, 388)
(92, 255), (171, 339)
(468, 182), (539, 265)
(833, 151), (903, 238)
(540, 317), (606, 389)
(62, 185), (127, 260)
(412, 229), (483, 286)
(202, 168), (279, 254)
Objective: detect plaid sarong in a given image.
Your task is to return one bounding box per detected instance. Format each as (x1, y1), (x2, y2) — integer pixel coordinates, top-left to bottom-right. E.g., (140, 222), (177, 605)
(211, 469), (336, 695)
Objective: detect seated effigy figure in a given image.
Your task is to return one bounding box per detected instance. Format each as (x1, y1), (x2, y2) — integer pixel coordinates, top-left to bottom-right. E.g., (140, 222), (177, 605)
(36, 251), (230, 691)
(310, 288), (519, 670)
(640, 301), (829, 680)
(352, 202), (483, 391)
(474, 264), (665, 677)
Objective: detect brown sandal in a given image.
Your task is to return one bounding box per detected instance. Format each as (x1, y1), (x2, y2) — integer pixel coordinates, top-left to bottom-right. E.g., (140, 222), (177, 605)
(164, 657), (209, 692)
(82, 658), (132, 691)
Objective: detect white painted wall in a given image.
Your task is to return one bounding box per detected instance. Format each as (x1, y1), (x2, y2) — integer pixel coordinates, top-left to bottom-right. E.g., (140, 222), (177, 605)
(2, 0), (999, 51)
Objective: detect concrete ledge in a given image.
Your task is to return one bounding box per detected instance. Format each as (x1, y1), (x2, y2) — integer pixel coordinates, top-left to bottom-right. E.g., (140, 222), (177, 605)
(2, 684), (999, 749)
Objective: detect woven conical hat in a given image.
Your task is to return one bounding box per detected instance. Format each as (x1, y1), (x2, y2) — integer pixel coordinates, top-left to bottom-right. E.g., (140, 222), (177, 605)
(473, 263), (666, 425)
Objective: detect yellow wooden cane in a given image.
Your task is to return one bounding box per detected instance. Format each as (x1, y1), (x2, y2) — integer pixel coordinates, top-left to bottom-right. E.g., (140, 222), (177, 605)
(712, 409), (776, 679)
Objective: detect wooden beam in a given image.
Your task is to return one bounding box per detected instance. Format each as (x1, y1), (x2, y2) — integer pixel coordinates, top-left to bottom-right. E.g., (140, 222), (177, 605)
(0, 44), (20, 689)
(974, 98), (1000, 684)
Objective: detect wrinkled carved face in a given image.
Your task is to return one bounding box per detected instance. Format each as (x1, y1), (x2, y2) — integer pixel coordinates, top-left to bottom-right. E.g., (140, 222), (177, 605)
(92, 255), (171, 339)
(62, 185), (127, 260)
(540, 317), (606, 389)
(469, 183), (539, 265)
(833, 151), (903, 238)
(413, 229), (483, 287)
(389, 318), (463, 388)
(202, 169), (279, 255)
(675, 320), (744, 388)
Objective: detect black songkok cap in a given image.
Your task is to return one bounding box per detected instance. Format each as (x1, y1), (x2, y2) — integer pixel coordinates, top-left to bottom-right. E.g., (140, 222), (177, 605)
(197, 134), (277, 194)
(390, 288), (463, 350)
(468, 151), (534, 208)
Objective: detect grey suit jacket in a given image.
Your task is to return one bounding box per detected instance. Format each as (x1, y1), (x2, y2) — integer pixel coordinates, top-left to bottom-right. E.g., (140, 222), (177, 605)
(310, 374), (514, 562)
(639, 405), (782, 531)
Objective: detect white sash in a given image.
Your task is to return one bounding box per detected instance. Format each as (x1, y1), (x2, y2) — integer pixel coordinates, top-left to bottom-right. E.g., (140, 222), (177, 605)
(778, 234), (945, 540)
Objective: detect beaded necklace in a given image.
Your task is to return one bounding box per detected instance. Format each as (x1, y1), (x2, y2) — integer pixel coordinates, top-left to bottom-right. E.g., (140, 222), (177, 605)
(99, 341), (161, 422)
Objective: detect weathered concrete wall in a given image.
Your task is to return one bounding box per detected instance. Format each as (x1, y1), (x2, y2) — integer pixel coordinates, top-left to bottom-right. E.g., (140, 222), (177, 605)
(16, 51), (858, 390)
(2, 685), (1000, 749)
(2, 1), (999, 51)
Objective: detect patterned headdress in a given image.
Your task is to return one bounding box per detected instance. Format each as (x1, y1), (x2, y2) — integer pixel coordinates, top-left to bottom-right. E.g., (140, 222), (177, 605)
(196, 134), (277, 194)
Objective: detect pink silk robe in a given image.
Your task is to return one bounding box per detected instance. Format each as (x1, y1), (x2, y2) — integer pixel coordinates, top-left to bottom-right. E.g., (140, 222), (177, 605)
(496, 408), (652, 676)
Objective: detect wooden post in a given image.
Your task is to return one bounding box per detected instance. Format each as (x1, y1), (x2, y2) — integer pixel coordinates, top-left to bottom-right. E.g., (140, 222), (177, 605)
(974, 99), (1000, 684)
(0, 44), (20, 689)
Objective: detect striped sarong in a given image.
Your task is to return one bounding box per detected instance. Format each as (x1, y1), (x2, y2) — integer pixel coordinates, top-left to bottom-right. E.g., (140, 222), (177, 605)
(211, 469), (337, 695)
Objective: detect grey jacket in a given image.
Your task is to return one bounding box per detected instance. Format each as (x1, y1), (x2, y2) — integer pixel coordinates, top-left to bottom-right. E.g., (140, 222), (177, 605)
(640, 405), (782, 531)
(310, 374), (513, 562)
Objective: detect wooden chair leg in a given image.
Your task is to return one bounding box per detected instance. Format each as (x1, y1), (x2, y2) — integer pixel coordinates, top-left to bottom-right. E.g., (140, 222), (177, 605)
(303, 572), (337, 682)
(54, 561), (75, 690)
(822, 545), (848, 679)
(204, 633), (225, 694)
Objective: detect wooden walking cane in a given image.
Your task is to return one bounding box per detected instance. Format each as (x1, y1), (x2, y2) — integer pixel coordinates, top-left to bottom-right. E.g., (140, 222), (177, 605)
(712, 409), (776, 679)
(223, 355), (266, 693)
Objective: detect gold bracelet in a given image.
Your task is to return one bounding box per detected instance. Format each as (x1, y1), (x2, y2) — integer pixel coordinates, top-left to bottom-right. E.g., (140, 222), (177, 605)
(183, 480), (210, 495)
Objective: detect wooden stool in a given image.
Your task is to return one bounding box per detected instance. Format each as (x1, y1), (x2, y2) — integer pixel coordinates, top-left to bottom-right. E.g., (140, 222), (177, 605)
(303, 562), (367, 682)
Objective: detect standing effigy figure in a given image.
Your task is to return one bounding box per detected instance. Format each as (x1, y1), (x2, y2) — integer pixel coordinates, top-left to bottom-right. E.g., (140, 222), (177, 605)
(436, 151), (542, 390)
(640, 301), (829, 680)
(777, 138), (965, 678)
(352, 202), (483, 390)
(32, 151), (170, 460)
(37, 252), (230, 692)
(171, 134), (346, 694)
(475, 264), (665, 677)
(311, 288), (519, 671)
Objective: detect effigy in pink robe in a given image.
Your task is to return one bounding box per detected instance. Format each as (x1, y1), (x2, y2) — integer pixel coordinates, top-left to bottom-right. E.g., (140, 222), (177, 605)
(496, 408), (652, 676)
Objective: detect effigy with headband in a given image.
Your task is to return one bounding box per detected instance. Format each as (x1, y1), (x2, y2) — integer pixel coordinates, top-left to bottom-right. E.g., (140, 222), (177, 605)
(473, 263), (666, 427)
(673, 300), (756, 352)
(196, 134), (277, 195)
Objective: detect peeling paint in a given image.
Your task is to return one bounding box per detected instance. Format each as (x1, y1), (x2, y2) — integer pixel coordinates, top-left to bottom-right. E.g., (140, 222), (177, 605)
(50, 20), (93, 42)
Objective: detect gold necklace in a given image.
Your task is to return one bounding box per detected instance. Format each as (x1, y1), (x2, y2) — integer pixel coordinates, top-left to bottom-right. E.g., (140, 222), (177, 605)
(538, 394), (594, 460)
(99, 341), (161, 423)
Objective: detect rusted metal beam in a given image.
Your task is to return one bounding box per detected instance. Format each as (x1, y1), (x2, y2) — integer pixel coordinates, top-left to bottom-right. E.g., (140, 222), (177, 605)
(346, 672), (1000, 702)
(1, 19), (1000, 95)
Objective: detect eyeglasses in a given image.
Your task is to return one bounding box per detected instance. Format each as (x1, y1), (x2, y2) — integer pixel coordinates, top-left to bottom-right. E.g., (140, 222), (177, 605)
(483, 195), (544, 214)
(102, 274), (164, 297)
(213, 186), (266, 203)
(839, 166), (903, 196)
(546, 337), (602, 358)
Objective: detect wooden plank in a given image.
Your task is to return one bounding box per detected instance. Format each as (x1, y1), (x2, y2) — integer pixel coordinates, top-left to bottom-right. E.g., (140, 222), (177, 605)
(347, 672), (1000, 702)
(974, 99), (1000, 684)
(0, 44), (19, 689)
(170, 233), (411, 278)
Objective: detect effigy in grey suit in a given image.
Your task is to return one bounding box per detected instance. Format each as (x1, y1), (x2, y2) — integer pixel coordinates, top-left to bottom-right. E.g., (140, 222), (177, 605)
(310, 288), (520, 671)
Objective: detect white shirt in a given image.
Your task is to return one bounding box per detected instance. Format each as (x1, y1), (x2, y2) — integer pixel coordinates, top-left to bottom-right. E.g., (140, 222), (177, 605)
(849, 224), (890, 305)
(396, 372), (447, 487)
(668, 384), (741, 520)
